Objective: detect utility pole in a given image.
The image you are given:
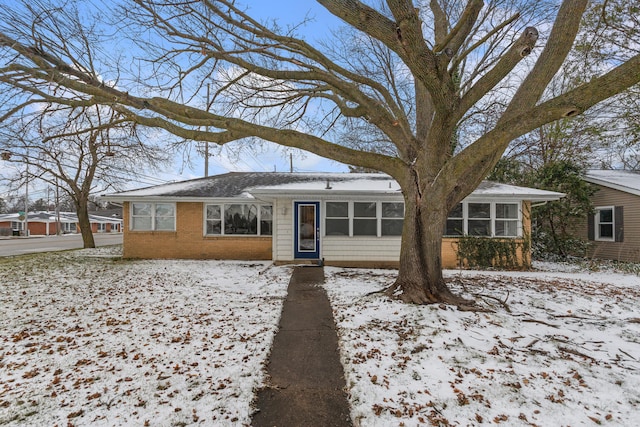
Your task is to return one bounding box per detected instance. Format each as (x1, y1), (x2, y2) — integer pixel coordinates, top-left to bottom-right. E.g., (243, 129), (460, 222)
(290, 153), (293, 173)
(204, 83), (210, 177)
(24, 149), (29, 236)
(55, 177), (61, 235)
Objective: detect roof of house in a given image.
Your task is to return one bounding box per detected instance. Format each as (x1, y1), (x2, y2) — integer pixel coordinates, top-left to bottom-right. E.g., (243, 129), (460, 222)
(88, 208), (123, 219)
(585, 170), (640, 197)
(0, 211), (123, 223)
(101, 172), (564, 202)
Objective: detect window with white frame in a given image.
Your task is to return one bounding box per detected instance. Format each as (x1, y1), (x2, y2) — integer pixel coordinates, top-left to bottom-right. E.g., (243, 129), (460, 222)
(155, 204), (175, 230)
(495, 203), (519, 237)
(204, 203), (272, 235)
(205, 205), (222, 235)
(468, 203), (491, 236)
(11, 221), (23, 231)
(445, 203), (463, 236)
(97, 223), (106, 232)
(260, 206), (273, 235)
(325, 201), (349, 236)
(353, 202), (377, 236)
(381, 202), (404, 236)
(595, 206), (614, 241)
(130, 202), (176, 231)
(225, 204), (258, 234)
(131, 203), (152, 230)
(324, 201), (404, 237)
(444, 202), (520, 238)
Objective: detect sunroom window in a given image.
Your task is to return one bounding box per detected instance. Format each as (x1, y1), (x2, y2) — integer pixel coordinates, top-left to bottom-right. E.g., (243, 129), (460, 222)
(325, 202), (349, 236)
(445, 203), (463, 236)
(444, 202), (520, 238)
(381, 202), (404, 236)
(353, 202), (377, 236)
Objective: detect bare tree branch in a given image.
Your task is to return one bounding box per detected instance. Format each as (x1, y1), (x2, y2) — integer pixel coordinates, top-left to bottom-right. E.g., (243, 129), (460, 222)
(504, 0), (589, 120)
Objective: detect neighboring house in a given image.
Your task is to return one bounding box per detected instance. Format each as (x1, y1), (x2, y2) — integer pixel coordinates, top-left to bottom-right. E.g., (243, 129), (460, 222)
(579, 169), (640, 262)
(101, 172), (563, 268)
(0, 211), (123, 236)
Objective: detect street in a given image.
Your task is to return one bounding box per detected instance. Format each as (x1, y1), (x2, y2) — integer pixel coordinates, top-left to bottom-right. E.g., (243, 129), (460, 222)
(0, 233), (123, 257)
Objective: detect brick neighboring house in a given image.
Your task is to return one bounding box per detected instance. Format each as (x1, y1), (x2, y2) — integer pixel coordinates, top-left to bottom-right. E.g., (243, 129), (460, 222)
(101, 172), (563, 268)
(578, 170), (640, 262)
(0, 211), (123, 236)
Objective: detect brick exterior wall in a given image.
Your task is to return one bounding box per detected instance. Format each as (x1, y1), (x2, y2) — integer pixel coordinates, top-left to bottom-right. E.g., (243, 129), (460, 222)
(122, 202), (272, 260)
(0, 220), (61, 236)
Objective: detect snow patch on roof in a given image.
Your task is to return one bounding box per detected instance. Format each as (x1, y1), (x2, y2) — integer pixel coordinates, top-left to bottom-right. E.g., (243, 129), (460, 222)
(473, 181), (564, 199)
(585, 169), (640, 196)
(251, 176), (400, 194)
(101, 172), (564, 201)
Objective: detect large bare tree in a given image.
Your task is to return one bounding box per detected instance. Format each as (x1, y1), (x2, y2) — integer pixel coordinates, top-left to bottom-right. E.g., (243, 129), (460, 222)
(1, 0), (639, 303)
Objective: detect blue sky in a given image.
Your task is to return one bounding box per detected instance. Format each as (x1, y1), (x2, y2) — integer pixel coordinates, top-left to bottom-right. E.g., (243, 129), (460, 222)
(173, 1), (350, 184)
(1, 1), (352, 201)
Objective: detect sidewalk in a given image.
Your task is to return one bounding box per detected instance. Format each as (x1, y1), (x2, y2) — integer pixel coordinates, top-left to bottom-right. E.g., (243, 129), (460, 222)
(252, 266), (352, 427)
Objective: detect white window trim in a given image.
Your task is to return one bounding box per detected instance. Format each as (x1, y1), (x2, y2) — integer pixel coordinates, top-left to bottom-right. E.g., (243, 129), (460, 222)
(130, 202), (176, 231)
(445, 201), (522, 238)
(324, 200), (405, 238)
(595, 206), (615, 242)
(203, 203), (273, 236)
(494, 202), (521, 238)
(466, 202), (492, 237)
(381, 202), (404, 237)
(324, 201), (350, 237)
(352, 201), (378, 237)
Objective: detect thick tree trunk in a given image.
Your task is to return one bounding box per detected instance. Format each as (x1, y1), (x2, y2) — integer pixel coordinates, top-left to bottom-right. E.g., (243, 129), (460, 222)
(385, 183), (470, 305)
(76, 201), (95, 249)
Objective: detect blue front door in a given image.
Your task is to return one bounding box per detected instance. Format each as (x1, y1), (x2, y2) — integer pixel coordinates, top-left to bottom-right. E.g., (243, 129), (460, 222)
(294, 202), (320, 259)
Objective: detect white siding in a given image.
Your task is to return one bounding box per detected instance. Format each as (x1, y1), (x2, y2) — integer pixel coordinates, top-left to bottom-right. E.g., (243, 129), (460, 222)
(273, 198), (294, 261)
(273, 196), (403, 262)
(272, 195), (526, 264)
(322, 236), (401, 261)
(588, 185), (640, 262)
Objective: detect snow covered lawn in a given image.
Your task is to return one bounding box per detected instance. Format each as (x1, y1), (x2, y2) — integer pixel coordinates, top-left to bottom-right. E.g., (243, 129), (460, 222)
(324, 264), (640, 426)
(0, 247), (290, 426)
(2, 248), (639, 427)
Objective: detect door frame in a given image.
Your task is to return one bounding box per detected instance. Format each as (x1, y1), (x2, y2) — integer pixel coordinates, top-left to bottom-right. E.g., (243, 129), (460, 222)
(293, 201), (320, 259)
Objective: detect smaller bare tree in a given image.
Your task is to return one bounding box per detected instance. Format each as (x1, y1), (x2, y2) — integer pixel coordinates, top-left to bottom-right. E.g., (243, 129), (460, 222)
(0, 104), (170, 247)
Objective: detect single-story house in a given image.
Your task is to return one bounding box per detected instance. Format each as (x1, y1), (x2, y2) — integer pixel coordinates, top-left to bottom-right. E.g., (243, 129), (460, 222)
(0, 211), (123, 236)
(101, 172), (563, 268)
(577, 169), (640, 263)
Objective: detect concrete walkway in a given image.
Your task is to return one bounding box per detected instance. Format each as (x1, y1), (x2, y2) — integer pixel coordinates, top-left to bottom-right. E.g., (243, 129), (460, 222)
(252, 266), (352, 427)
